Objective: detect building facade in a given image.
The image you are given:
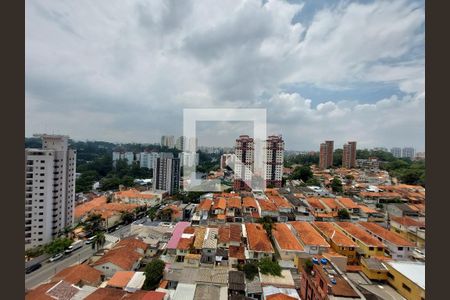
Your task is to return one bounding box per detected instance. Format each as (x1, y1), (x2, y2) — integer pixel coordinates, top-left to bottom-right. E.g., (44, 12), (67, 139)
(161, 135), (175, 148)
(264, 135), (284, 188)
(390, 147), (402, 158)
(342, 141), (357, 168)
(139, 152), (159, 169)
(234, 135), (255, 191)
(319, 141), (334, 169)
(25, 135), (76, 249)
(153, 153), (180, 195)
(402, 147), (415, 159)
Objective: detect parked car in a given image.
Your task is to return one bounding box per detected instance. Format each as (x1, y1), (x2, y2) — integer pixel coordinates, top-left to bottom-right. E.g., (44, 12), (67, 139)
(85, 236), (96, 244)
(25, 263), (42, 274)
(49, 253), (64, 262)
(65, 240), (83, 254)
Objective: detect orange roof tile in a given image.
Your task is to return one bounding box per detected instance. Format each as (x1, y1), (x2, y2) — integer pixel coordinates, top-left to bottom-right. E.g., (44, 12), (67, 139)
(212, 198), (226, 210)
(257, 199), (278, 211)
(218, 225), (231, 244)
(242, 197), (258, 208)
(306, 198), (326, 210)
(245, 223), (274, 253)
(84, 287), (126, 300)
(336, 197), (359, 209)
(289, 221), (329, 247)
(390, 216), (425, 227)
(229, 245), (245, 260)
(217, 214), (226, 220)
(229, 224), (242, 243)
(335, 222), (385, 247)
(197, 199), (212, 211)
(358, 204), (377, 214)
(25, 282), (55, 300)
(266, 294), (297, 300)
(269, 195), (293, 209)
(272, 223), (304, 251)
(359, 222), (414, 246)
(193, 227), (207, 249)
(227, 197), (242, 209)
(141, 291), (167, 300)
(53, 264), (102, 286)
(321, 198), (340, 210)
(183, 226), (196, 234)
(93, 239), (146, 270)
(177, 237), (194, 250)
(313, 222), (357, 248)
(107, 271), (135, 288)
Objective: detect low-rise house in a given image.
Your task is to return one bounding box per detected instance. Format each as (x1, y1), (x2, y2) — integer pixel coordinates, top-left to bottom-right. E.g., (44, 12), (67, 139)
(52, 264), (103, 287)
(245, 276), (263, 300)
(242, 196), (259, 217)
(334, 222), (386, 259)
(93, 238), (148, 278)
(184, 253), (201, 268)
(229, 271), (246, 297)
(335, 197), (360, 214)
(259, 270), (295, 289)
(262, 286), (300, 300)
(192, 227), (207, 255)
(299, 257), (365, 300)
(107, 271), (135, 289)
(196, 199), (212, 222)
(385, 261), (425, 300)
(305, 197), (327, 215)
(359, 222), (414, 260)
(114, 189), (161, 206)
(320, 198), (340, 215)
(201, 227), (218, 264)
(229, 245), (246, 267)
(358, 204), (385, 222)
(176, 237), (194, 262)
(226, 196), (242, 220)
(272, 223), (305, 261)
(386, 203), (420, 218)
(244, 223), (275, 260)
(312, 222), (358, 264)
(289, 221), (330, 255)
(360, 258), (389, 281)
(212, 197), (226, 215)
(257, 199), (279, 219)
(389, 216), (425, 247)
(217, 223), (242, 249)
(166, 222), (191, 255)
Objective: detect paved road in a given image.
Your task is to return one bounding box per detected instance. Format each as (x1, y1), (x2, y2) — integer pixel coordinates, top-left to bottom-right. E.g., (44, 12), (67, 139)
(25, 244), (96, 290)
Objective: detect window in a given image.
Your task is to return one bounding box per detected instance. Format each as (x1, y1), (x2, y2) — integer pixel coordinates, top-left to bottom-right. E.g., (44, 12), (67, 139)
(402, 283), (411, 292)
(319, 280), (324, 289)
(387, 272), (395, 280)
(369, 247), (374, 251)
(398, 247), (404, 251)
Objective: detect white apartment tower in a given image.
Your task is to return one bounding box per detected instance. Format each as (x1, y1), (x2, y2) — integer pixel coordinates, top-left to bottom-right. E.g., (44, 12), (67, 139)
(161, 135), (175, 149)
(153, 153), (180, 195)
(25, 135), (76, 250)
(264, 135), (284, 188)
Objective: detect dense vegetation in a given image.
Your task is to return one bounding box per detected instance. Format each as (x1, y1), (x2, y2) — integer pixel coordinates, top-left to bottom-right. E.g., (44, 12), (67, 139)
(143, 259), (165, 290)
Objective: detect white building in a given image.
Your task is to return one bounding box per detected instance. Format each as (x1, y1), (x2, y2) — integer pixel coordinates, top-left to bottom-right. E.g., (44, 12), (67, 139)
(402, 147), (415, 159)
(140, 152), (160, 169)
(390, 147), (402, 158)
(25, 134), (76, 250)
(178, 152), (199, 168)
(161, 135), (175, 149)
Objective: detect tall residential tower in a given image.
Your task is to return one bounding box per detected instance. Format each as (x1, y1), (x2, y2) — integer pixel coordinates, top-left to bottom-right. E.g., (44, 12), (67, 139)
(342, 141), (357, 168)
(25, 135), (76, 250)
(264, 135), (284, 188)
(319, 140), (334, 169)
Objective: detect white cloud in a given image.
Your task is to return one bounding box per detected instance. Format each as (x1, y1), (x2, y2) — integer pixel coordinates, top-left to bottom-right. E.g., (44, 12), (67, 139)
(25, 0), (425, 150)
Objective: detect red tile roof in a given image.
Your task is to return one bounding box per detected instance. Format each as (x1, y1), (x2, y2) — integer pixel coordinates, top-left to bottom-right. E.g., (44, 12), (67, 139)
(266, 294), (297, 300)
(227, 197), (242, 209)
(53, 264), (102, 286)
(141, 291), (167, 300)
(197, 199), (212, 211)
(359, 222), (414, 246)
(289, 221), (329, 247)
(84, 287), (126, 300)
(257, 199), (278, 211)
(245, 223), (274, 253)
(242, 197), (258, 208)
(229, 245), (246, 260)
(390, 216), (425, 227)
(218, 225), (231, 244)
(229, 224), (242, 243)
(336, 198), (359, 209)
(335, 222), (385, 247)
(93, 239), (146, 271)
(268, 195), (293, 209)
(107, 271), (135, 288)
(306, 198), (326, 210)
(177, 237), (194, 250)
(321, 198), (340, 210)
(272, 223), (304, 251)
(212, 198), (226, 210)
(313, 222), (357, 248)
(25, 282), (55, 300)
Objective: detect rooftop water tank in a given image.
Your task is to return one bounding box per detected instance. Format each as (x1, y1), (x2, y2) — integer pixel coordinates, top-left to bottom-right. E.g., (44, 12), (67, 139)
(320, 258), (328, 265)
(312, 257), (319, 264)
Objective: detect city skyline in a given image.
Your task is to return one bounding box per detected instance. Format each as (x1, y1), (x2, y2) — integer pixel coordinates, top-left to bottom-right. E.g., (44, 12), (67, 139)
(26, 0), (424, 151)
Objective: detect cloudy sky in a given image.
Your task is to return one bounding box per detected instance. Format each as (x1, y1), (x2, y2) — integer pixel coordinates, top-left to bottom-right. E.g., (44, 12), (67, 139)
(26, 0), (424, 151)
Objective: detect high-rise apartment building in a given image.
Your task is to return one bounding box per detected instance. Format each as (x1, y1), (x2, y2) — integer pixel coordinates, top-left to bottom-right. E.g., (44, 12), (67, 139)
(220, 153), (236, 170)
(390, 147), (402, 158)
(161, 135), (175, 148)
(25, 135), (76, 250)
(342, 141), (357, 168)
(234, 135), (254, 191)
(264, 135), (284, 188)
(152, 153), (180, 195)
(175, 136), (186, 151)
(139, 152), (160, 169)
(178, 151), (199, 168)
(319, 140), (334, 169)
(402, 147), (415, 159)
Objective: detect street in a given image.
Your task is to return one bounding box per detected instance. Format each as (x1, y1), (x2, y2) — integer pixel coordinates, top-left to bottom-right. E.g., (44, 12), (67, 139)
(25, 244), (96, 290)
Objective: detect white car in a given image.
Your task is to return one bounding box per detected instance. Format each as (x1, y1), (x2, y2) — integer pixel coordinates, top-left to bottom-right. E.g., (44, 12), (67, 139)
(49, 253), (64, 262)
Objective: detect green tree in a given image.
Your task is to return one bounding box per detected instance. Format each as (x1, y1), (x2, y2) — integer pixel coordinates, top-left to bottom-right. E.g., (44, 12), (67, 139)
(257, 216), (274, 238)
(243, 262), (259, 280)
(258, 258), (282, 277)
(92, 232), (106, 250)
(121, 211), (134, 224)
(289, 165), (313, 182)
(337, 209), (350, 220)
(143, 259), (165, 290)
(44, 237), (73, 255)
(331, 177), (343, 193)
(83, 213), (104, 233)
